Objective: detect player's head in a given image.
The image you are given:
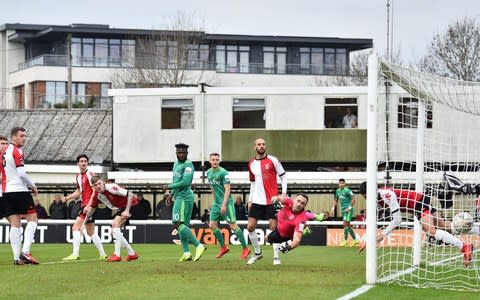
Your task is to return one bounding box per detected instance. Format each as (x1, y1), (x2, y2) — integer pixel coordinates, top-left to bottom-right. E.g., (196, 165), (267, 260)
(254, 138), (266, 156)
(91, 175), (106, 192)
(209, 152), (221, 168)
(76, 154), (89, 171)
(338, 178), (346, 188)
(10, 127), (26, 147)
(359, 181), (367, 197)
(0, 135), (8, 152)
(175, 143), (189, 162)
(292, 193), (309, 213)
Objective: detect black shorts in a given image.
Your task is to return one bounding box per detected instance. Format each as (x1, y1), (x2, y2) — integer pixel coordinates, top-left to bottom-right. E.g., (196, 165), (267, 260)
(414, 195), (437, 220)
(267, 229), (290, 243)
(248, 203), (276, 220)
(113, 205), (137, 227)
(78, 207), (95, 224)
(2, 192), (35, 217)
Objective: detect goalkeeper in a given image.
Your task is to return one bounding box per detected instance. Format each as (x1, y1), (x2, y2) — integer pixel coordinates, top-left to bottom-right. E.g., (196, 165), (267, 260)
(357, 181), (473, 267)
(265, 194), (326, 258)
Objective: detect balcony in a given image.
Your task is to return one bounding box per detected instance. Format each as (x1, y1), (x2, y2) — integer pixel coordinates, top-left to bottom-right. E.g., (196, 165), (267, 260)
(37, 94), (112, 109)
(17, 54), (357, 77)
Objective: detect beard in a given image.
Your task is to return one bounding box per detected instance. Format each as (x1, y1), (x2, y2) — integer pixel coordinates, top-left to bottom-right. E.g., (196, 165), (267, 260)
(256, 148), (265, 155)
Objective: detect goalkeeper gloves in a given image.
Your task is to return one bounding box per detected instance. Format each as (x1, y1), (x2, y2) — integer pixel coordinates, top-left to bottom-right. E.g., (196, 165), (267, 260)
(303, 226), (312, 236)
(314, 212), (325, 221)
(279, 243), (292, 254)
(273, 199), (283, 210)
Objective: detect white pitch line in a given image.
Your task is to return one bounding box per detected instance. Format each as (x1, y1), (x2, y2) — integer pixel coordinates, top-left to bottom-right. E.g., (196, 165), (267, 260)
(336, 284), (374, 300)
(428, 248), (480, 267)
(41, 258), (99, 265)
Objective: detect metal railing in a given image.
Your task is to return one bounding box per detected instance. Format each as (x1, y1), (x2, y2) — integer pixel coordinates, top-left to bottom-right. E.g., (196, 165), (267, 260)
(18, 54), (353, 76)
(37, 95), (112, 109)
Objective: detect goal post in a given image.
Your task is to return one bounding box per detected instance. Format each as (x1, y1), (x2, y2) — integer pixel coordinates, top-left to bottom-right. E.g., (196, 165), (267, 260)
(367, 54), (480, 291)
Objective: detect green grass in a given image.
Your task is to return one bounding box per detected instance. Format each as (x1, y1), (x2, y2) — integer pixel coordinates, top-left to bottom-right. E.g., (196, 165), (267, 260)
(0, 244), (476, 300)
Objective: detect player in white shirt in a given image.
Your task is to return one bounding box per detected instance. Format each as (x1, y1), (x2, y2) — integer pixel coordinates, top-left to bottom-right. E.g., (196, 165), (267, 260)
(246, 138), (287, 265)
(0, 127), (40, 265)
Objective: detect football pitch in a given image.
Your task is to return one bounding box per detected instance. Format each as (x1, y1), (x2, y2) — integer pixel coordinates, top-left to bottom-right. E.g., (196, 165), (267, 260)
(0, 244), (476, 300)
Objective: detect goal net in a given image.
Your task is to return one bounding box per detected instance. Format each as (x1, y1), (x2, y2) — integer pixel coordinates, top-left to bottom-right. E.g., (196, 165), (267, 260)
(366, 55), (480, 291)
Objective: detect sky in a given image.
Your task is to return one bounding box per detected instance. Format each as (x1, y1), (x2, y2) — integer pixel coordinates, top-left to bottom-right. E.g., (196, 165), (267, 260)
(2, 0), (480, 64)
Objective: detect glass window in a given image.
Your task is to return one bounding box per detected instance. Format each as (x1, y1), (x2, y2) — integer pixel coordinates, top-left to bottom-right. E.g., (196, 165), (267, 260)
(121, 40), (135, 67)
(336, 49), (347, 75)
(398, 98), (433, 128)
(161, 99), (194, 129)
(324, 98), (358, 128)
(45, 81), (67, 108)
(276, 48), (286, 74)
(227, 47), (238, 72)
(312, 48), (323, 74)
(95, 39), (108, 67)
(300, 48), (310, 74)
(239, 51), (249, 73)
(324, 48), (335, 75)
(216, 45), (225, 72)
(71, 39), (82, 66)
(233, 98), (265, 128)
(263, 51), (274, 74)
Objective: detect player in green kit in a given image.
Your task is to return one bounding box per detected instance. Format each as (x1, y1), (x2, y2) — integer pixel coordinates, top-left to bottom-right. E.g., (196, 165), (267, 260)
(331, 178), (359, 247)
(162, 143), (206, 262)
(207, 153), (251, 259)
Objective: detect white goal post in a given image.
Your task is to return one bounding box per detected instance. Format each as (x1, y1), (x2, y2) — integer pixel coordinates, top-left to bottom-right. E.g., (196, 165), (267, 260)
(366, 54), (480, 291)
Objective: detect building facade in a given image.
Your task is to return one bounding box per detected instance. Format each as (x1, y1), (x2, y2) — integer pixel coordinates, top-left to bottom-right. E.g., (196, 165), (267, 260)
(0, 23), (372, 109)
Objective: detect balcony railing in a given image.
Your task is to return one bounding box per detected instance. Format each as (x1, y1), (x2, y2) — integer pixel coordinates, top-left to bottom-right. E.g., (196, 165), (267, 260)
(17, 54), (354, 76)
(37, 95), (112, 109)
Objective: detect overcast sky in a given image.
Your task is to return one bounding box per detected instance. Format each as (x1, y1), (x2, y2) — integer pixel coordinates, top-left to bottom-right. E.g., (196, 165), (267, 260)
(2, 0), (480, 63)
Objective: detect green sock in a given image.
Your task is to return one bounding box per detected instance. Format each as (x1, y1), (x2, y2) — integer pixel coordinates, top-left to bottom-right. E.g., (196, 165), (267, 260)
(344, 227), (349, 240)
(213, 228), (225, 247)
(234, 227), (247, 248)
(179, 224), (200, 247)
(349, 227), (357, 240)
(179, 231), (190, 253)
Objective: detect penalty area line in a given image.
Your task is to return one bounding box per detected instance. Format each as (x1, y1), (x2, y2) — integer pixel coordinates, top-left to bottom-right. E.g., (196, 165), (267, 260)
(41, 258), (99, 265)
(336, 284), (374, 300)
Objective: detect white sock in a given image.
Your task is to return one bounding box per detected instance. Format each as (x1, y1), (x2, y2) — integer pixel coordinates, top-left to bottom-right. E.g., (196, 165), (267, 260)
(435, 229), (463, 249)
(90, 233), (106, 256)
(112, 228), (123, 257)
(273, 243), (280, 259)
(10, 227), (22, 260)
(72, 231), (81, 256)
(248, 231), (261, 254)
(21, 221), (37, 254)
(120, 236), (135, 255)
(470, 225), (480, 235)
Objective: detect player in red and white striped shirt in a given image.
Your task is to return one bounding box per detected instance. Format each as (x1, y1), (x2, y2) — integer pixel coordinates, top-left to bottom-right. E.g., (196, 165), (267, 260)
(89, 175), (139, 262)
(246, 138), (287, 265)
(0, 127), (39, 265)
(62, 154), (106, 261)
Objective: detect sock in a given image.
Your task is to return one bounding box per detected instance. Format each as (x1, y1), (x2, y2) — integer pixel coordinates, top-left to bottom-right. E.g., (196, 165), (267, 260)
(470, 225), (480, 235)
(10, 227), (22, 260)
(213, 228), (225, 247)
(120, 236), (135, 255)
(348, 227), (357, 240)
(435, 229), (463, 249)
(273, 243), (280, 259)
(90, 233), (106, 256)
(248, 230), (261, 254)
(178, 224), (200, 247)
(112, 228), (123, 256)
(344, 227), (349, 240)
(179, 231), (190, 253)
(234, 228), (247, 248)
(72, 231), (81, 256)
(21, 221), (37, 254)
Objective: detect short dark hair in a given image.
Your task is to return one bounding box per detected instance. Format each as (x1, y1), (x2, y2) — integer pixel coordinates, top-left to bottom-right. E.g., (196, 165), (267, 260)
(339, 178), (345, 183)
(0, 135), (7, 141)
(359, 181), (367, 194)
(10, 127), (26, 137)
(76, 154), (89, 163)
(175, 143), (189, 150)
(91, 175), (102, 184)
(209, 152), (220, 157)
(297, 193), (309, 202)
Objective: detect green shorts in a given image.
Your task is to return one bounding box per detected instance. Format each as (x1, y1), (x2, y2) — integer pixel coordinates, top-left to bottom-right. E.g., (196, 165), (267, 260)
(209, 201), (236, 223)
(172, 199), (194, 226)
(342, 208), (354, 222)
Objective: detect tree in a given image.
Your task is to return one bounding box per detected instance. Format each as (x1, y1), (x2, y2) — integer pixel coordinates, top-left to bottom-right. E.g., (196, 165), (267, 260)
(111, 12), (213, 88)
(418, 17), (480, 81)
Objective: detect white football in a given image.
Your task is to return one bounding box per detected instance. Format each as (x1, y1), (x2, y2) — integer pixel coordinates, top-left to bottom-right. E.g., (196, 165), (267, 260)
(452, 212), (474, 234)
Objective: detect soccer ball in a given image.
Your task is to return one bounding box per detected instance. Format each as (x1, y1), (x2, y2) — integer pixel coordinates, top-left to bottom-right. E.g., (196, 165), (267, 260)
(452, 212), (474, 234)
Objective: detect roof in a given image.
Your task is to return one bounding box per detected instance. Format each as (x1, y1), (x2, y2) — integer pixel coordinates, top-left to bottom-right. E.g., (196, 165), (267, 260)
(0, 109), (112, 163)
(1, 23), (372, 51)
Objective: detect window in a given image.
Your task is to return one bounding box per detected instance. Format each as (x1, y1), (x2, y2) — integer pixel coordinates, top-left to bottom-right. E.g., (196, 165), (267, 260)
(216, 45), (250, 73)
(233, 99), (265, 128)
(398, 97), (433, 128)
(188, 44), (209, 69)
(263, 47), (286, 74)
(300, 48), (310, 74)
(44, 81), (66, 108)
(161, 99), (194, 129)
(71, 37), (135, 67)
(298, 47), (348, 75)
(324, 98), (358, 128)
